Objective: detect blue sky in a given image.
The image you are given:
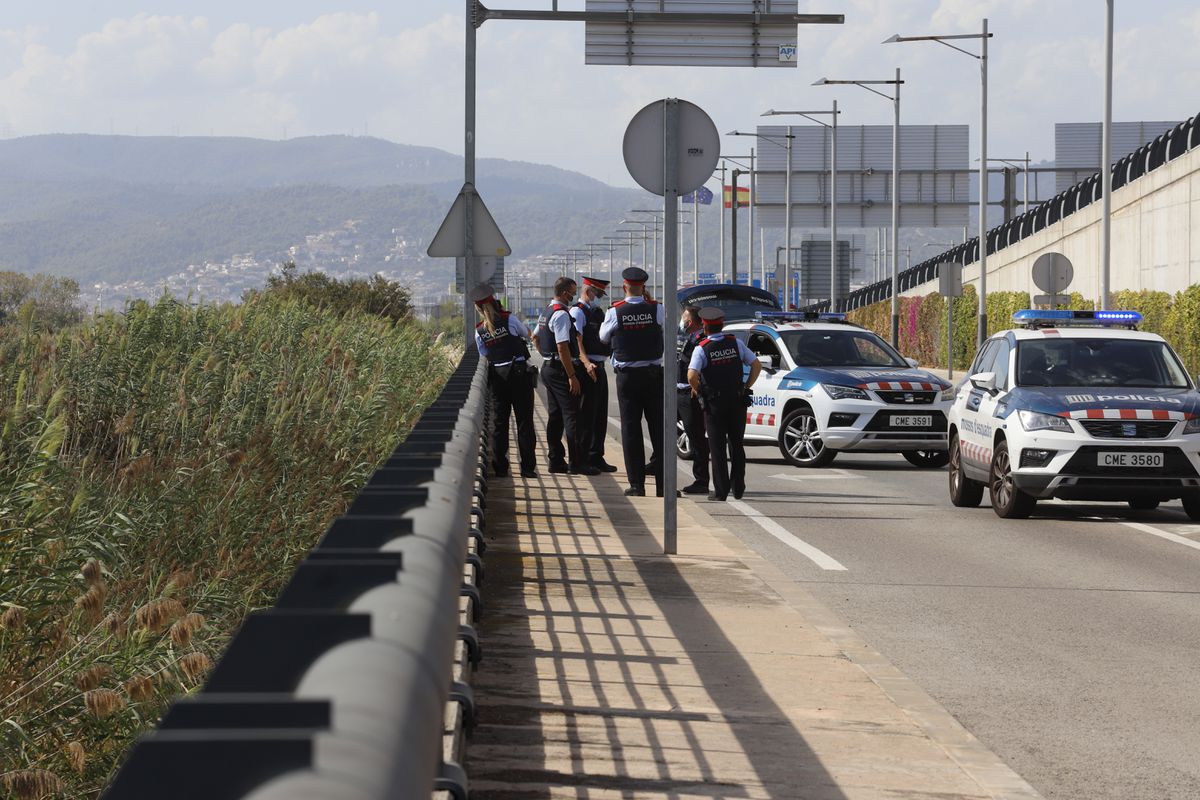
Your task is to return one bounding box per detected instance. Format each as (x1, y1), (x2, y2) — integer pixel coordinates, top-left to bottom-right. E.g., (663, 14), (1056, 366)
(0, 1), (1195, 187)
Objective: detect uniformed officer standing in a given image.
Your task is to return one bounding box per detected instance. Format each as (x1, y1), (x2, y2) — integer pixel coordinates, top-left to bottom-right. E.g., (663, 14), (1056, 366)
(471, 283), (537, 478)
(600, 267), (665, 496)
(677, 305), (710, 494)
(687, 307), (761, 501)
(570, 276), (618, 473)
(536, 277), (599, 475)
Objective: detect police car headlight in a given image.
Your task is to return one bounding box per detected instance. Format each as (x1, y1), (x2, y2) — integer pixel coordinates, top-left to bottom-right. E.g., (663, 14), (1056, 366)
(1017, 409), (1072, 433)
(821, 383), (869, 401)
(1184, 417), (1200, 435)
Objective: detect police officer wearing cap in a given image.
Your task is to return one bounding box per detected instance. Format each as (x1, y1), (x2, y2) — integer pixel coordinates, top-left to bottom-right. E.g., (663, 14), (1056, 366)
(688, 307), (761, 501)
(600, 266), (665, 496)
(677, 305), (710, 494)
(471, 284), (537, 478)
(570, 276), (618, 473)
(535, 277), (599, 475)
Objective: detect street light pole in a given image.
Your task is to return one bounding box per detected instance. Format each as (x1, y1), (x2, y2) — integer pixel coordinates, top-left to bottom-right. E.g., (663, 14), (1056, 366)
(719, 161), (726, 282)
(785, 127), (792, 305)
(761, 109), (839, 309)
(748, 146), (756, 286)
(886, 22), (992, 347)
(1101, 0), (1113, 310)
(831, 98), (839, 312)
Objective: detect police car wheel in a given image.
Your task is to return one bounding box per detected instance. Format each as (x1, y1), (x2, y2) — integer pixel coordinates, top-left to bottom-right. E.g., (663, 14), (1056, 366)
(948, 433), (984, 507)
(903, 450), (950, 469)
(676, 419), (694, 461)
(989, 440), (1036, 519)
(1182, 492), (1200, 521)
(1127, 498), (1160, 511)
(779, 407), (837, 468)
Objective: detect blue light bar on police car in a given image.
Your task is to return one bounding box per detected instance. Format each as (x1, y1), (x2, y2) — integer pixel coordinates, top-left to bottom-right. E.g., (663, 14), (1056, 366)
(1011, 309), (1143, 326)
(755, 311), (847, 322)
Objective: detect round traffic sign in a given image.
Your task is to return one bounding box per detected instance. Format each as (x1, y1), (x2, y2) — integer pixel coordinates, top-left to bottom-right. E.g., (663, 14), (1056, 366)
(623, 99), (720, 197)
(1031, 252), (1074, 293)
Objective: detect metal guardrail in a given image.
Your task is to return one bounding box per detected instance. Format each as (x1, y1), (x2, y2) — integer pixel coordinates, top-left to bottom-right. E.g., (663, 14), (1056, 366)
(102, 349), (491, 800)
(805, 111), (1200, 314)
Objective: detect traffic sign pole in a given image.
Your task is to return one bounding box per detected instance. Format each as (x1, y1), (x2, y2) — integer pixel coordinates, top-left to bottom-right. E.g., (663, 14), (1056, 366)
(663, 99), (680, 555)
(463, 0), (476, 347)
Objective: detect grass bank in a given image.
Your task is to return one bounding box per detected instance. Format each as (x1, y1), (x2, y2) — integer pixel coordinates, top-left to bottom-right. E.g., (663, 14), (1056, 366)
(0, 295), (454, 798)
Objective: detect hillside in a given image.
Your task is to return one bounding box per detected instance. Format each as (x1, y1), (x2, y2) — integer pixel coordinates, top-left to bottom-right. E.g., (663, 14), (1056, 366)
(0, 134), (651, 297)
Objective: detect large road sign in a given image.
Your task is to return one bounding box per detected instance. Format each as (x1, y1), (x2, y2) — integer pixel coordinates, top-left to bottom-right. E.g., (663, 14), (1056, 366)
(623, 99), (720, 197)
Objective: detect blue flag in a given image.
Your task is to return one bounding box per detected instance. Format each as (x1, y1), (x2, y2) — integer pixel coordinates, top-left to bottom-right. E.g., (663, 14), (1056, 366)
(683, 186), (714, 205)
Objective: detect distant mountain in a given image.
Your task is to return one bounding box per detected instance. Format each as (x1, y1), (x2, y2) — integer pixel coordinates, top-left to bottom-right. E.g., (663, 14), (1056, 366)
(0, 134), (610, 192)
(0, 134), (651, 290)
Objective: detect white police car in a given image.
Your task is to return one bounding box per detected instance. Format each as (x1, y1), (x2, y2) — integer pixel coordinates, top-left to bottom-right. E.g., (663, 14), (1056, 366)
(717, 312), (954, 468)
(947, 309), (1200, 519)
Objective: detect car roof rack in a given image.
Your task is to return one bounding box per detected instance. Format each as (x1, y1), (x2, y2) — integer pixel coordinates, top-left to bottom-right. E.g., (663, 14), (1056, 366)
(753, 311), (854, 327)
(1011, 309), (1142, 329)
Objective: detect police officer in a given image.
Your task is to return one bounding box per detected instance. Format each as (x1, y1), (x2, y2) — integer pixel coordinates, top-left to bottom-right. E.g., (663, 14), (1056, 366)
(570, 276), (617, 473)
(687, 307), (761, 501)
(471, 283), (537, 478)
(677, 305), (710, 494)
(535, 277), (599, 475)
(600, 266), (665, 497)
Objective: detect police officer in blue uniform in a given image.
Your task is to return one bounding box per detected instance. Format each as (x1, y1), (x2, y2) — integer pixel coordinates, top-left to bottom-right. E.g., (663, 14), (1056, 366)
(471, 284), (537, 478)
(688, 307), (761, 501)
(600, 267), (665, 496)
(677, 305), (710, 494)
(535, 277), (600, 475)
(570, 276), (618, 473)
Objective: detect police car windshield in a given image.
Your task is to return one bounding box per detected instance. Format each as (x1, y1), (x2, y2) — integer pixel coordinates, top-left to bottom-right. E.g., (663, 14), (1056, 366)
(781, 330), (908, 368)
(1016, 339), (1191, 389)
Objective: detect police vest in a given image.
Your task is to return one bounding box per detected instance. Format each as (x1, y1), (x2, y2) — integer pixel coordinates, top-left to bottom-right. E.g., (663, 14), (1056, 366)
(699, 335), (744, 393)
(476, 312), (529, 364)
(535, 303), (579, 359)
(678, 327), (704, 375)
(574, 302), (611, 358)
(610, 300), (663, 362)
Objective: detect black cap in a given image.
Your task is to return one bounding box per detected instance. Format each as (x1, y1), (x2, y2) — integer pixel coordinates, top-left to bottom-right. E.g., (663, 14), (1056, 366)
(699, 306), (725, 322)
(581, 276), (609, 296)
(468, 283), (496, 304)
(622, 266), (649, 283)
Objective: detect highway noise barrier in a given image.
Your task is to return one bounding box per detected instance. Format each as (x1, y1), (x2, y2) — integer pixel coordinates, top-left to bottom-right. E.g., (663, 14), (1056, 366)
(102, 349), (492, 800)
(805, 110), (1200, 314)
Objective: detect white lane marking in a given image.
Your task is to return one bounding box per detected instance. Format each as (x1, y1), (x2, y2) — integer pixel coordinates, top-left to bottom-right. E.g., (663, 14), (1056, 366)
(607, 416), (622, 429)
(727, 499), (847, 571)
(1120, 521), (1200, 554)
(769, 470), (862, 482)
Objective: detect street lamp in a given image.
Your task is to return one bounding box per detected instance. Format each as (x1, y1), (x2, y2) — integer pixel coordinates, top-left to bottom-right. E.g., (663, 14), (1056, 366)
(761, 107), (840, 310)
(813, 71), (903, 344)
(886, 21), (993, 346)
(728, 130), (797, 291)
(587, 241), (616, 287)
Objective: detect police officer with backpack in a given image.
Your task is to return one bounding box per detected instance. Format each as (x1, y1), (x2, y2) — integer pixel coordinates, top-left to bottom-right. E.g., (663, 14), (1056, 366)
(471, 284), (537, 478)
(687, 307), (761, 501)
(600, 267), (666, 496)
(535, 277), (599, 476)
(570, 276), (618, 473)
(677, 305), (710, 495)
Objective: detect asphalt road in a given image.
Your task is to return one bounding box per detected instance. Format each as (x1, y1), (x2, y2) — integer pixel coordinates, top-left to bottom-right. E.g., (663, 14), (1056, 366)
(596, 376), (1200, 800)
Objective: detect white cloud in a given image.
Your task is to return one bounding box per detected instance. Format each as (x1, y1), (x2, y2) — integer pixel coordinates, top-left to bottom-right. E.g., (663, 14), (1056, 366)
(0, 5), (1192, 185)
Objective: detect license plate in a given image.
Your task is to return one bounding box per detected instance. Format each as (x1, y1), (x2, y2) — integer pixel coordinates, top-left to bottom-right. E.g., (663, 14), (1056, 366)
(1098, 452), (1163, 468)
(891, 415), (933, 428)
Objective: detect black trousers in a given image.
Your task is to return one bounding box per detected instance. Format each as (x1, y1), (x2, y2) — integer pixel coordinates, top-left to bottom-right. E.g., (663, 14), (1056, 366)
(704, 396), (747, 500)
(615, 365), (663, 489)
(678, 388), (710, 487)
(489, 362), (536, 474)
(543, 360), (582, 468)
(579, 360), (609, 464)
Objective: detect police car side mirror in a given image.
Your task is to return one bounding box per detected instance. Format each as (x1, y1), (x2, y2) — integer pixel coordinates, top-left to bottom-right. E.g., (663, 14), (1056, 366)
(969, 371), (998, 396)
(905, 357), (920, 368)
(757, 354), (776, 372)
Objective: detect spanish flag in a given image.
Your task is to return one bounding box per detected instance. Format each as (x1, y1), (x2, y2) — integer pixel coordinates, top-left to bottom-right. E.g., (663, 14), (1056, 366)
(723, 185), (750, 209)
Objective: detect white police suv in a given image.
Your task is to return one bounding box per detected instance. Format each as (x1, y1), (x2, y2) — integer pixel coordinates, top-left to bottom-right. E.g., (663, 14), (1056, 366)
(948, 309), (1200, 520)
(718, 312), (954, 468)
